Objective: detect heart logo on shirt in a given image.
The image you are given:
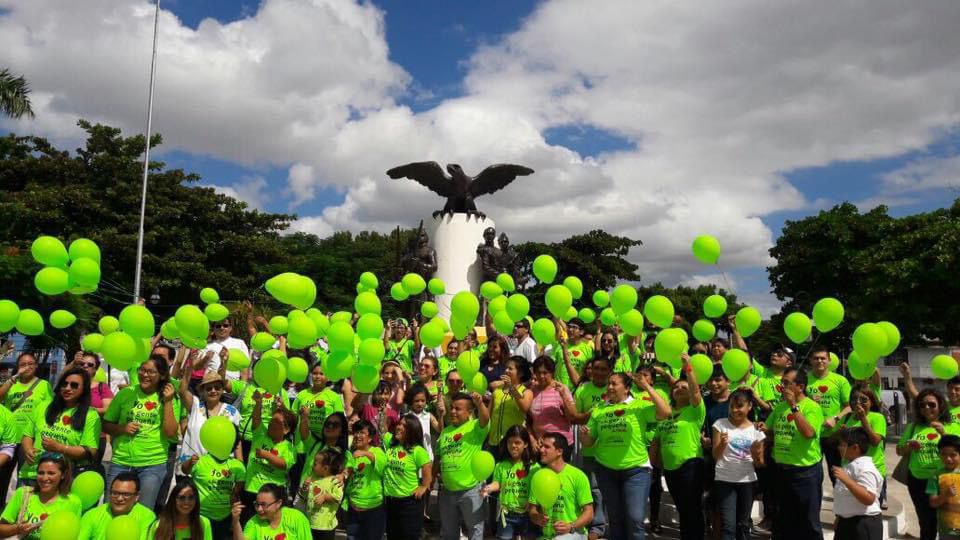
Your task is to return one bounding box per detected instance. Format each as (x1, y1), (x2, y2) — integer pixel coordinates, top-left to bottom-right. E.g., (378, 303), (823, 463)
(614, 409), (625, 417)
(787, 414), (795, 422)
(315, 400), (325, 408)
(776, 385), (783, 393)
(397, 451), (406, 459)
(818, 385), (829, 393)
(144, 402), (156, 411)
(264, 393), (273, 399)
(572, 351), (581, 357)
(222, 469), (231, 477)
(275, 534), (286, 540)
(453, 433), (463, 442)
(641, 396), (651, 402)
(600, 393), (607, 400)
(270, 449), (278, 455)
(38, 513), (48, 520)
(313, 486), (322, 495)
(928, 433), (939, 441)
(516, 469), (527, 479)
(357, 463), (366, 471)
(61, 415), (71, 425)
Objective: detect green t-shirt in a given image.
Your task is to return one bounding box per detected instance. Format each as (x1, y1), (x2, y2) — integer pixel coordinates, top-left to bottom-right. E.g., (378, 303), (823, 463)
(383, 444), (430, 498)
(0, 404), (16, 445)
(612, 351), (640, 374)
(493, 460), (537, 513)
(291, 387), (344, 453)
(553, 341), (594, 389)
(146, 516), (212, 540)
(656, 401), (706, 471)
(488, 385), (528, 445)
(751, 362), (768, 378)
(759, 373), (784, 413)
(1, 487), (81, 540)
(925, 466), (960, 535)
(191, 453), (246, 520)
(805, 371), (851, 438)
(4, 379), (53, 443)
(346, 447), (386, 509)
(950, 405), (960, 424)
(20, 403), (101, 480)
(301, 475), (343, 531)
(232, 380), (281, 442)
(587, 399), (654, 470)
(768, 399), (824, 466)
(536, 464), (593, 539)
(78, 502), (156, 540)
(438, 356), (455, 379)
(902, 422), (960, 479)
(242, 507), (312, 540)
(437, 418), (490, 491)
(244, 429), (294, 493)
(386, 340), (416, 374)
(104, 386), (181, 467)
(574, 383), (607, 457)
(840, 412), (887, 476)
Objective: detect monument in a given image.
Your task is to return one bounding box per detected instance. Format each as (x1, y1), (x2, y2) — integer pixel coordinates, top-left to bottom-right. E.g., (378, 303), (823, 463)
(387, 161), (533, 318)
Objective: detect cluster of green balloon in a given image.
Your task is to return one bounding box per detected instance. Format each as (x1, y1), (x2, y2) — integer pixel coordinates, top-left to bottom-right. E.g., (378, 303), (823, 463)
(39, 510), (80, 540)
(200, 416), (237, 459)
(456, 350), (487, 393)
(265, 272), (317, 310)
(486, 292), (530, 336)
(530, 467), (561, 508)
(32, 236), (102, 296)
(847, 321), (901, 379)
(450, 291), (480, 340)
(166, 304), (210, 349)
(932, 354), (959, 380)
(83, 304), (156, 370)
(389, 272), (426, 302)
(0, 300), (43, 336)
(198, 287), (229, 322)
(691, 235), (721, 265)
(471, 450), (495, 482)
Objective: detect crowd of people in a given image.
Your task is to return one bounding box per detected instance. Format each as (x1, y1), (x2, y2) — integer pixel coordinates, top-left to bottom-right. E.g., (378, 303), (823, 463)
(0, 307), (956, 540)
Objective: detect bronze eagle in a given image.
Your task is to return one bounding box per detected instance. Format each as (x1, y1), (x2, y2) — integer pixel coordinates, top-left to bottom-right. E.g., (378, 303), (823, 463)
(386, 162), (534, 219)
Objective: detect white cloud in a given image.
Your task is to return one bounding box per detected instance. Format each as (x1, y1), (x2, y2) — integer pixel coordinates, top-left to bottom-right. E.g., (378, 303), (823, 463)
(208, 175), (269, 209)
(286, 163), (316, 207)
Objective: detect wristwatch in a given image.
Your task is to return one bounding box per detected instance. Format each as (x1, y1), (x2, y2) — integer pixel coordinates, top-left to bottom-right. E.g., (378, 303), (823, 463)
(790, 405), (800, 414)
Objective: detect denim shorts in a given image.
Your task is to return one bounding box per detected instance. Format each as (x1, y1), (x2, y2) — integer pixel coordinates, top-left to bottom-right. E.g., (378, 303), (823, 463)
(497, 510), (532, 539)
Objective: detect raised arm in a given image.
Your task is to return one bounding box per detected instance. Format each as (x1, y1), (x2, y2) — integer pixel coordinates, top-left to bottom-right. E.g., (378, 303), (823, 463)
(681, 354), (701, 407)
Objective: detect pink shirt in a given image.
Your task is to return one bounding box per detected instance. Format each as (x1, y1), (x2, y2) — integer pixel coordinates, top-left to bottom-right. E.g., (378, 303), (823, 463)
(91, 382), (114, 411)
(530, 385), (574, 444)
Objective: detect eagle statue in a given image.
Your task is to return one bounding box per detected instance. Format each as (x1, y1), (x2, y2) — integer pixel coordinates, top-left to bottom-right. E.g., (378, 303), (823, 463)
(386, 162), (534, 219)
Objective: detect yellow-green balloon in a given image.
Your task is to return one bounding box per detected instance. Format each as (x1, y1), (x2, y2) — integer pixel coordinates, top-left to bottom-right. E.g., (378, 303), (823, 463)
(81, 333), (104, 353)
(68, 238), (101, 264)
(692, 319), (715, 342)
(227, 348), (251, 370)
(592, 290), (609, 308)
(359, 271), (379, 291)
(545, 285), (573, 319)
(610, 285), (638, 316)
(532, 254), (557, 284)
(691, 235), (721, 265)
(390, 282), (409, 302)
(31, 236), (68, 267)
(70, 470), (105, 510)
(356, 313), (384, 341)
(932, 354), (959, 380)
(734, 307), (762, 338)
(40, 510), (80, 540)
(468, 372), (488, 394)
(451, 291), (480, 323)
(847, 351), (878, 380)
(783, 312), (812, 344)
(456, 350), (480, 375)
(268, 316), (289, 335)
(16, 309), (44, 336)
(703, 295), (727, 318)
(68, 257), (101, 288)
(99, 315), (120, 335)
(358, 338), (386, 366)
(199, 416), (236, 460)
(101, 332), (135, 371)
(530, 468), (561, 508)
(419, 321), (445, 349)
(532, 318), (556, 346)
(620, 309), (644, 337)
(120, 304), (155, 338)
(401, 273), (427, 296)
(354, 292), (382, 315)
(690, 353), (713, 384)
(174, 305), (208, 340)
(721, 349), (750, 382)
(599, 308), (617, 326)
(105, 514), (139, 540)
(34, 267), (70, 295)
(327, 321), (355, 353)
(0, 300), (19, 332)
(421, 301), (439, 319)
(480, 281), (504, 300)
(812, 297), (844, 333)
(877, 321), (900, 356)
(199, 287), (220, 304)
(287, 356), (309, 383)
(250, 332), (276, 353)
(204, 303), (230, 322)
(287, 317), (318, 349)
(353, 364), (380, 393)
(505, 294), (529, 322)
(496, 273), (515, 293)
(563, 276), (583, 300)
(643, 295), (674, 328)
(253, 356), (286, 394)
(50, 309), (77, 329)
(493, 310), (514, 335)
(578, 308), (596, 324)
(852, 323), (886, 359)
(427, 278), (445, 296)
(471, 450), (495, 481)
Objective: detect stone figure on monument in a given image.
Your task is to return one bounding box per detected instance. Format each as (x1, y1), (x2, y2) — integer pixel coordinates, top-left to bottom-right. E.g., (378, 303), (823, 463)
(497, 232), (524, 287)
(386, 162), (534, 219)
(402, 225), (438, 278)
(476, 227), (503, 283)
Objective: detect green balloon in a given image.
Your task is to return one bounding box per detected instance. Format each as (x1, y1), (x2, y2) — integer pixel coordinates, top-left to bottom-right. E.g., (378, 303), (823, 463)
(493, 310), (515, 336)
(468, 371), (488, 394)
(610, 285), (638, 316)
(353, 364), (380, 393)
(70, 470), (105, 510)
(174, 305), (209, 340)
(203, 303), (229, 322)
(356, 313), (384, 341)
(932, 354), (959, 381)
(268, 316), (289, 335)
(50, 309), (77, 329)
(401, 273), (427, 296)
(690, 353), (713, 384)
(427, 278), (446, 296)
(578, 308), (596, 324)
(35, 267), (70, 295)
(287, 316), (318, 349)
(68, 257), (101, 288)
(829, 352), (840, 372)
(451, 292), (480, 323)
(620, 309), (645, 337)
(530, 468), (561, 508)
(532, 318), (556, 347)
(16, 309), (44, 336)
(390, 282), (409, 302)
(105, 514), (139, 540)
(852, 322), (886, 359)
(182, 335), (207, 349)
(265, 272), (316, 310)
(592, 290), (610, 308)
(703, 295), (728, 318)
(471, 450), (495, 481)
(81, 333), (104, 353)
(101, 332), (136, 371)
(734, 307), (762, 338)
(68, 238), (101, 264)
(562, 306), (577, 322)
(354, 292), (382, 315)
(418, 321), (444, 348)
(306, 309), (330, 337)
(287, 356), (309, 383)
(330, 311), (352, 324)
(358, 338), (386, 366)
(31, 236), (68, 267)
(505, 294), (529, 322)
(847, 351), (878, 380)
(99, 315), (120, 335)
(253, 356), (286, 394)
(721, 349), (750, 382)
(120, 304), (155, 338)
(654, 328), (686, 366)
(783, 312), (812, 344)
(359, 271), (379, 291)
(563, 276), (584, 300)
(691, 235), (721, 265)
(877, 321), (900, 356)
(251, 332), (277, 353)
(327, 321), (355, 353)
(450, 314), (471, 340)
(200, 416), (236, 460)
(599, 308), (617, 326)
(325, 351), (355, 382)
(40, 509), (80, 540)
(456, 350), (480, 375)
(496, 273), (515, 293)
(532, 254), (558, 284)
(643, 295), (675, 328)
(421, 301), (439, 319)
(545, 285), (573, 319)
(0, 300), (19, 332)
(480, 281), (503, 301)
(812, 298), (844, 333)
(692, 319), (716, 342)
(227, 348), (251, 370)
(199, 287), (220, 304)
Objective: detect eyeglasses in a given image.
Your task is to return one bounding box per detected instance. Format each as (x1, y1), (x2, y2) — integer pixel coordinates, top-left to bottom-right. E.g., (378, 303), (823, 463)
(78, 362), (97, 368)
(253, 500), (279, 509)
(111, 491), (138, 500)
(138, 367), (159, 376)
(853, 396), (870, 403)
(204, 385), (224, 392)
(919, 402), (939, 409)
(214, 324), (231, 329)
(60, 381), (81, 390)
(18, 361), (36, 367)
(176, 494), (197, 503)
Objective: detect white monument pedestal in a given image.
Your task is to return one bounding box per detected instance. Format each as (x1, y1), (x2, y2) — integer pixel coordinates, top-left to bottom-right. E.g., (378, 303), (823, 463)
(428, 214), (492, 320)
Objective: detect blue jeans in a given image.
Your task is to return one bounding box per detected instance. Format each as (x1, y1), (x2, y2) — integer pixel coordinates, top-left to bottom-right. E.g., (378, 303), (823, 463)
(346, 504), (387, 540)
(581, 457), (606, 537)
(105, 462), (170, 510)
(496, 511), (530, 540)
(439, 485), (484, 540)
(595, 465), (651, 540)
(773, 463), (823, 540)
(713, 480), (752, 540)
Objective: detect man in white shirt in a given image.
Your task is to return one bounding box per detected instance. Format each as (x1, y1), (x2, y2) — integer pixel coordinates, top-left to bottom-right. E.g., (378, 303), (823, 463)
(832, 427), (883, 540)
(203, 320), (250, 381)
(510, 318), (537, 363)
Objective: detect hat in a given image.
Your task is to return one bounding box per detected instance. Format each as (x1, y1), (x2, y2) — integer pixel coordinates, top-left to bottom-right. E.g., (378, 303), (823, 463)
(773, 345), (796, 363)
(199, 371), (224, 387)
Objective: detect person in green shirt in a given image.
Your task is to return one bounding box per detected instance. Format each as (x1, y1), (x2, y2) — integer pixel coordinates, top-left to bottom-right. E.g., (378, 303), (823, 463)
(296, 448), (345, 539)
(901, 363), (960, 423)
(839, 386), (887, 477)
(805, 345), (852, 486)
(344, 419), (387, 540)
(293, 363), (344, 492)
(183, 447), (247, 539)
(569, 357), (611, 539)
(926, 434), (960, 539)
(554, 319), (594, 389)
(593, 329), (638, 375)
(0, 352), (53, 501)
(383, 414), (433, 540)
(0, 454), (81, 539)
(242, 392), (296, 523)
(233, 483), (311, 540)
(79, 472), (157, 540)
(481, 425), (537, 540)
(384, 319), (419, 375)
(897, 388), (960, 540)
(762, 366), (825, 540)
(438, 340), (461, 380)
(148, 479), (213, 540)
(102, 355), (180, 510)
(435, 391), (490, 540)
(529, 432), (593, 539)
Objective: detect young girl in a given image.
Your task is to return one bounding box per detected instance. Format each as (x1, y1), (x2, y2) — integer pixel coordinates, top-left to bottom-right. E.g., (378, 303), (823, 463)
(297, 448), (346, 540)
(183, 425), (246, 540)
(345, 420), (387, 540)
(300, 412), (350, 487)
(481, 425), (537, 540)
(242, 392), (296, 523)
(405, 384), (440, 460)
(149, 478), (213, 540)
(415, 356), (441, 398)
(383, 414), (433, 540)
(712, 388), (766, 540)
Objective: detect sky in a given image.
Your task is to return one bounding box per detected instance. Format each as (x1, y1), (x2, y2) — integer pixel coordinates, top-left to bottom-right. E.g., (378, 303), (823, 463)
(2, 0), (960, 316)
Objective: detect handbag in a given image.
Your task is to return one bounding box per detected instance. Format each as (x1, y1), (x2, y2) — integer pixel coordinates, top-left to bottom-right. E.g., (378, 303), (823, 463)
(892, 423), (915, 485)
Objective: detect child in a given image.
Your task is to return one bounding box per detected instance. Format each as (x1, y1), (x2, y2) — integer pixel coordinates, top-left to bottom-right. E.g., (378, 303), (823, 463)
(242, 392), (297, 523)
(345, 419), (387, 540)
(297, 448), (346, 540)
(712, 388), (765, 540)
(481, 425), (538, 540)
(928, 434), (960, 540)
(183, 426), (247, 540)
(832, 427), (883, 540)
(406, 383), (441, 460)
(352, 381), (400, 446)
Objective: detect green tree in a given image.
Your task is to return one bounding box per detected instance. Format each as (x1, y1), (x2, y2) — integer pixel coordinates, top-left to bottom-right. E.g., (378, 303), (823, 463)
(0, 68), (34, 119)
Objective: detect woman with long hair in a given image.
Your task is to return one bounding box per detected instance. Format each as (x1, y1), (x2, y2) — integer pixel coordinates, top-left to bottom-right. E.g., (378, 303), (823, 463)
(300, 411), (350, 487)
(0, 454), (79, 538)
(73, 352), (113, 464)
(103, 354), (180, 509)
(839, 385), (887, 502)
(481, 425), (536, 540)
(481, 336), (510, 383)
(21, 367), (100, 481)
(384, 414), (433, 540)
(0, 352), (53, 499)
(293, 362), (346, 496)
(487, 356), (533, 453)
(528, 356), (577, 448)
(150, 478), (212, 540)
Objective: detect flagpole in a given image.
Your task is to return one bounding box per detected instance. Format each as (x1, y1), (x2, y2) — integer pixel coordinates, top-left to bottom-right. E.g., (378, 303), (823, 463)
(133, 0), (161, 303)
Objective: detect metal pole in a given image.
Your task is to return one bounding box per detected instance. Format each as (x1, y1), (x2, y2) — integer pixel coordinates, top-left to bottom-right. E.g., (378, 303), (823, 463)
(133, 0), (161, 302)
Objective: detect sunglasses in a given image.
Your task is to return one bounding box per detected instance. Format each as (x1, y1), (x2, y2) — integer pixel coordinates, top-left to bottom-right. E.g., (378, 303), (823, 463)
(919, 402), (939, 409)
(60, 381), (81, 390)
(78, 362), (98, 369)
(214, 324), (231, 329)
(176, 494), (197, 503)
(204, 385), (224, 392)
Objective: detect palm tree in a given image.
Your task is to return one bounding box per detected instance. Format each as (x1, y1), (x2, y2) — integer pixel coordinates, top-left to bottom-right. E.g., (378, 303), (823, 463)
(0, 68), (35, 119)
